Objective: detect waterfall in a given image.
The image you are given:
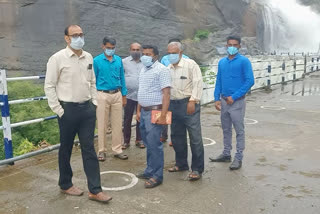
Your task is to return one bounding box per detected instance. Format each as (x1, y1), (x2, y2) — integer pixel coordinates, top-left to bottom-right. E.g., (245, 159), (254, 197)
(259, 0), (320, 53)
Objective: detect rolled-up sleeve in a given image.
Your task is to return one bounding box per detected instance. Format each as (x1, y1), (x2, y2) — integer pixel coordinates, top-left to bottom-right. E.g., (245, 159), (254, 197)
(44, 56), (64, 117)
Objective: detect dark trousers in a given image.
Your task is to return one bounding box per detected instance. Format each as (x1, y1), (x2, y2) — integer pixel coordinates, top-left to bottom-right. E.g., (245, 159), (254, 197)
(123, 99), (142, 144)
(170, 99), (204, 173)
(140, 109), (164, 182)
(58, 101), (102, 194)
(161, 125), (168, 140)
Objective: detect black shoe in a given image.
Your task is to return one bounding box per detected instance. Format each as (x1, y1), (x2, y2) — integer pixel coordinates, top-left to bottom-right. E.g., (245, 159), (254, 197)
(229, 159), (242, 170)
(209, 154), (231, 162)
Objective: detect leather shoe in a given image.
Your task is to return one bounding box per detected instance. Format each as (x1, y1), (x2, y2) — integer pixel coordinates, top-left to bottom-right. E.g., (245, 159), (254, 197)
(209, 154), (231, 162)
(88, 192), (112, 203)
(60, 186), (84, 196)
(229, 159), (242, 170)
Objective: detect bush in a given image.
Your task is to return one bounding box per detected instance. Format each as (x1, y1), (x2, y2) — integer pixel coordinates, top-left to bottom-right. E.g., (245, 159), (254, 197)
(14, 138), (37, 156)
(0, 81), (59, 160)
(194, 29), (210, 41)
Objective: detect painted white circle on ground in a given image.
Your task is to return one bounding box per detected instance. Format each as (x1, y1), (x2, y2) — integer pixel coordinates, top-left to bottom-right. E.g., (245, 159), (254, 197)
(187, 137), (216, 147)
(244, 118), (259, 125)
(260, 106), (286, 111)
(100, 171), (138, 191)
(279, 99), (301, 103)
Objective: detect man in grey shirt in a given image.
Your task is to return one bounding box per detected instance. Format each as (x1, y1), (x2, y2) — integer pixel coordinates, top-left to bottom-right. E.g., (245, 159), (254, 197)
(122, 43), (145, 149)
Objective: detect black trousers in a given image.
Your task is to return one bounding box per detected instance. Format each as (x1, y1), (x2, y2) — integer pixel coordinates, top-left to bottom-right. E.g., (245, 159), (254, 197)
(123, 98), (141, 144)
(58, 101), (102, 194)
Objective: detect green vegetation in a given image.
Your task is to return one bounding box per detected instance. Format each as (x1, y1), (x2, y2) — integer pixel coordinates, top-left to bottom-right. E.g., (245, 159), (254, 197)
(201, 66), (216, 85)
(0, 81), (59, 160)
(194, 29), (210, 41)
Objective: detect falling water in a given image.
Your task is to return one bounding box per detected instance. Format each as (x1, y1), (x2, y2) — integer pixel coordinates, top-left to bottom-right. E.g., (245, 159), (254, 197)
(259, 0), (320, 53)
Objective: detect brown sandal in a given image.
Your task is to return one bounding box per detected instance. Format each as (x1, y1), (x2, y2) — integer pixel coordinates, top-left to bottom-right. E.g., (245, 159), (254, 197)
(135, 141), (145, 149)
(98, 152), (106, 162)
(168, 166), (189, 172)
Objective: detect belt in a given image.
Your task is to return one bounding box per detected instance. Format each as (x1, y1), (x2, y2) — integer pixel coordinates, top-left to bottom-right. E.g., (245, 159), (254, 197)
(59, 100), (90, 106)
(170, 97), (190, 104)
(98, 89), (120, 94)
(221, 95), (245, 101)
(141, 104), (162, 111)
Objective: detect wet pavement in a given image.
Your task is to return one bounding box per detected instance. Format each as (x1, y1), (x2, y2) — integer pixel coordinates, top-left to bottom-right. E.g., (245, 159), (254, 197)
(0, 73), (320, 214)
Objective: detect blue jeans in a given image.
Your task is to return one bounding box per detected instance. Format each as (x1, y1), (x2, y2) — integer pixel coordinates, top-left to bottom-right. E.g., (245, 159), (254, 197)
(139, 109), (164, 182)
(170, 99), (204, 173)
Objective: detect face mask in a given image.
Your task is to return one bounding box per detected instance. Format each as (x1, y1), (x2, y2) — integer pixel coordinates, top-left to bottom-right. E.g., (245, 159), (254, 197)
(227, 46), (239, 55)
(140, 55), (153, 67)
(105, 48), (115, 56)
(168, 53), (180, 64)
(130, 51), (141, 60)
(70, 36), (85, 50)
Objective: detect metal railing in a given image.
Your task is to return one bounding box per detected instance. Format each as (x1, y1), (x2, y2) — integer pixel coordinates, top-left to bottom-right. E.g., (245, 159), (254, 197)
(0, 70), (57, 165)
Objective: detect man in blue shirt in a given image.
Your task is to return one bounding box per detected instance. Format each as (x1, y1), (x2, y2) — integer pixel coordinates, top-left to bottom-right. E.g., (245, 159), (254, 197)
(209, 36), (254, 170)
(136, 45), (171, 188)
(94, 37), (128, 161)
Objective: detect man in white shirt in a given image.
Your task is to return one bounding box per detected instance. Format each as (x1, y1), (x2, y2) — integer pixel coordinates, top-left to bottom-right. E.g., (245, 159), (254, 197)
(166, 42), (204, 181)
(44, 25), (111, 203)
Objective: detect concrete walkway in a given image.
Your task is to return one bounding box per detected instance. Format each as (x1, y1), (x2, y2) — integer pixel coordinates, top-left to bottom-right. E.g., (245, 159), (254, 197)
(1, 73), (320, 214)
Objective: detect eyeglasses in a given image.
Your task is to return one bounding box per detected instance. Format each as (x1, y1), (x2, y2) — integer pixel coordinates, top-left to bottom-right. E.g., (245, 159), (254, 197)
(68, 33), (84, 39)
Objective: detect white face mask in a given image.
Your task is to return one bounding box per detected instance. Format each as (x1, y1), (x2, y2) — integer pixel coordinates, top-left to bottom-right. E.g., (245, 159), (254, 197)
(70, 36), (85, 50)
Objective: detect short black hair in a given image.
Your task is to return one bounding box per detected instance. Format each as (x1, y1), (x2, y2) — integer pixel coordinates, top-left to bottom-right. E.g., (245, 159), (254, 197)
(103, 37), (116, 45)
(64, 25), (80, 36)
(227, 36), (241, 44)
(168, 38), (181, 44)
(142, 45), (159, 56)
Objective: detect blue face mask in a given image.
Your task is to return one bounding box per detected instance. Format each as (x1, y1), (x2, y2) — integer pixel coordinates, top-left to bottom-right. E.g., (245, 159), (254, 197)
(227, 46), (239, 55)
(168, 54), (180, 64)
(105, 48), (115, 56)
(70, 36), (85, 50)
(141, 55), (154, 67)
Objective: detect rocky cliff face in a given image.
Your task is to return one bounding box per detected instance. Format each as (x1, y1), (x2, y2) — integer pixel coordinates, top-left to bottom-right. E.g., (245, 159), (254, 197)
(0, 0), (262, 74)
(299, 0), (320, 12)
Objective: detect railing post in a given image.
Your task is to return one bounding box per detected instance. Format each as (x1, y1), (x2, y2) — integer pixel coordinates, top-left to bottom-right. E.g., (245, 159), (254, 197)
(282, 61), (286, 84)
(293, 59), (296, 81)
(267, 64), (271, 89)
(304, 55), (307, 75)
(0, 70), (14, 163)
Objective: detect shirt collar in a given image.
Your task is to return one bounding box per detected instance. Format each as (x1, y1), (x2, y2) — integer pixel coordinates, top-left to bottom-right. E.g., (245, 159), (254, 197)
(168, 57), (185, 69)
(103, 53), (115, 62)
(145, 60), (159, 70)
(66, 46), (86, 58)
(128, 55), (141, 63)
(227, 53), (240, 61)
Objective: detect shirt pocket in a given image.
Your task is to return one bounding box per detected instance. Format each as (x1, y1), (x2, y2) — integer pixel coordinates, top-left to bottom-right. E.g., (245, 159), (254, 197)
(84, 63), (93, 82)
(60, 65), (73, 83)
(111, 66), (121, 81)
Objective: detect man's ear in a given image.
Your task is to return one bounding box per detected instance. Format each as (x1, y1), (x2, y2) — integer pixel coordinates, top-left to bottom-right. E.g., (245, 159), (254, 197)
(64, 35), (70, 44)
(101, 44), (105, 50)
